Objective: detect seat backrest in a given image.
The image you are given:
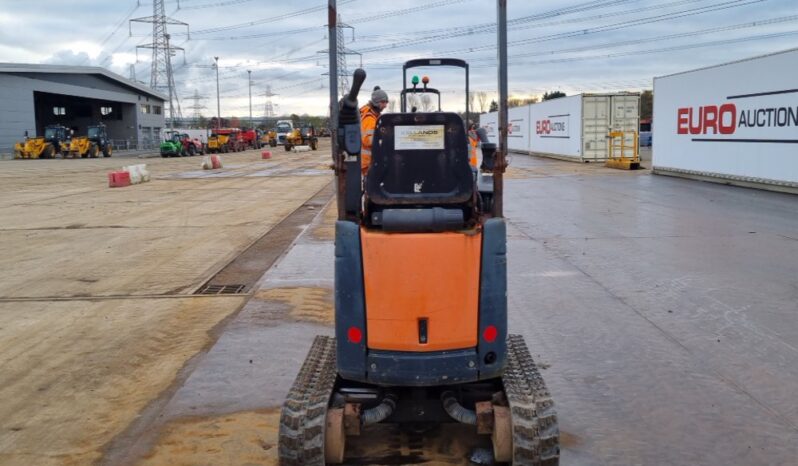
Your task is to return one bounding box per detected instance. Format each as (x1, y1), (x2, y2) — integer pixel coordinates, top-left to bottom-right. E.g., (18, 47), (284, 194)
(366, 112), (473, 207)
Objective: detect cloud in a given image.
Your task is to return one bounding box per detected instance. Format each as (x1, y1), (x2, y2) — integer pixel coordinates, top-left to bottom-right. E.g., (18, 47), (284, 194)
(2, 0), (796, 116)
(42, 50), (93, 66)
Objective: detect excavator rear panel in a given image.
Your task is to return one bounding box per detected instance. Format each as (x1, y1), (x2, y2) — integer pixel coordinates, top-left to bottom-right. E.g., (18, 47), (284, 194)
(361, 229), (481, 352)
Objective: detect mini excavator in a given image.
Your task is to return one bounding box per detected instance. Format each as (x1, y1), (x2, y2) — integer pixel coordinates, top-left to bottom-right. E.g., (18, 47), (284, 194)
(278, 1), (559, 464)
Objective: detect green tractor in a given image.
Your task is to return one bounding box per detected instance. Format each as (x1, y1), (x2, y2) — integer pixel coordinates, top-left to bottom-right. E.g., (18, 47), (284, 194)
(160, 131), (185, 157)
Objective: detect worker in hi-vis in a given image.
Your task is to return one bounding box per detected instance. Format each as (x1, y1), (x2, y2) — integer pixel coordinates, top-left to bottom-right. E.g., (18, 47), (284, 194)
(360, 86), (389, 175)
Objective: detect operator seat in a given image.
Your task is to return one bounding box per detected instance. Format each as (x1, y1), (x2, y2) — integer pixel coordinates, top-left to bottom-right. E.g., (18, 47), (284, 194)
(365, 113), (476, 232)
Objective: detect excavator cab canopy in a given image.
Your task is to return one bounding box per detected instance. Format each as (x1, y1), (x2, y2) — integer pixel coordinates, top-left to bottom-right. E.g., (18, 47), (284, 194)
(400, 58), (469, 123)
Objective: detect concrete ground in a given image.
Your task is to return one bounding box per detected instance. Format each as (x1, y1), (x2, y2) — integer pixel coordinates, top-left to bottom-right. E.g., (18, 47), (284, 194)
(1, 145), (796, 465)
(639, 145), (651, 162)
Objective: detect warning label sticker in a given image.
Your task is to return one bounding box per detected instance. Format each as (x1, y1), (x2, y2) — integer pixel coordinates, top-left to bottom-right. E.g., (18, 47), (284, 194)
(394, 125), (445, 150)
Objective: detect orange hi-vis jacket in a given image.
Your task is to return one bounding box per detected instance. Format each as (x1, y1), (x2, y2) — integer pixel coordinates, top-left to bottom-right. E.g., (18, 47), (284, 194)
(468, 129), (479, 168)
(360, 103), (380, 174)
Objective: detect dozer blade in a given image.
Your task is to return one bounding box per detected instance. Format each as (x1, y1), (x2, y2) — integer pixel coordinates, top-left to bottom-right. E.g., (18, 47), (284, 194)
(277, 335), (559, 465)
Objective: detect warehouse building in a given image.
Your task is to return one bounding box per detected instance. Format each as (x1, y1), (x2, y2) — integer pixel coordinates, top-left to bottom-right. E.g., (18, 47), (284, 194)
(0, 63), (166, 152)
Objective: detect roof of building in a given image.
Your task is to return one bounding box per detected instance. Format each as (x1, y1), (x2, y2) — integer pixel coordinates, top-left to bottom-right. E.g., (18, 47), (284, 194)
(0, 63), (168, 101)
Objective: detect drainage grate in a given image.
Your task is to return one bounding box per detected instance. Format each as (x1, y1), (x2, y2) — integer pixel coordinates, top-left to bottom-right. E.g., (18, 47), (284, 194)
(196, 284), (247, 295)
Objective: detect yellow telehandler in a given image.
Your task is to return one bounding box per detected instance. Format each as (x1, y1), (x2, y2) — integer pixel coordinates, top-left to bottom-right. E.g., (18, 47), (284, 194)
(66, 124), (113, 158)
(14, 125), (69, 159)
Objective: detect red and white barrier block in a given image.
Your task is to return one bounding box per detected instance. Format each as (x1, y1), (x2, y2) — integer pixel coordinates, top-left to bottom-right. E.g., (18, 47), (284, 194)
(108, 171), (131, 188)
(124, 164), (151, 184)
(108, 164), (150, 188)
(202, 154), (223, 170)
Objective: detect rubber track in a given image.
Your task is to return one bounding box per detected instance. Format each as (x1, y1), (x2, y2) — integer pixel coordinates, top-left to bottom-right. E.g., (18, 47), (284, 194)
(278, 335), (558, 465)
(504, 334), (560, 465)
(278, 335), (337, 466)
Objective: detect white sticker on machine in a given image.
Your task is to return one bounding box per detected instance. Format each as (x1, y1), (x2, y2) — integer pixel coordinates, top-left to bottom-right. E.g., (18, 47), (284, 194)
(394, 125), (445, 150)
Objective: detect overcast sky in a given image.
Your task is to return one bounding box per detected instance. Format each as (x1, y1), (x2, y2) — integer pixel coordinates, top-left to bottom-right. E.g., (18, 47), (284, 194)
(1, 0), (795, 117)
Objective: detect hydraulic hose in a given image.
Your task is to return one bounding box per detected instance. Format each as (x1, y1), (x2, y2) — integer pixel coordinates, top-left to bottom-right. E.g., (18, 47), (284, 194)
(362, 392), (398, 425)
(441, 391), (477, 425)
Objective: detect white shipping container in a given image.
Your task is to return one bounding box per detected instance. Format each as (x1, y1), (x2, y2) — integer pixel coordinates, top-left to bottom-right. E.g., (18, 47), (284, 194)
(479, 111), (498, 142)
(530, 95), (583, 159)
(653, 48), (798, 190)
(508, 105), (531, 153)
(581, 95), (609, 161)
(160, 128), (211, 143)
(479, 93), (639, 162)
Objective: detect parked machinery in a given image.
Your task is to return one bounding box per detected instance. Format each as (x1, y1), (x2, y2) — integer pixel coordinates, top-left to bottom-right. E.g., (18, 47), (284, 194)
(241, 128), (261, 149)
(284, 125), (319, 151)
(274, 120), (294, 145)
(260, 129), (278, 147)
(160, 131), (203, 157)
(67, 124), (113, 158)
(278, 3), (560, 463)
(14, 125), (69, 159)
(181, 133), (205, 156)
(207, 128), (245, 153)
(207, 132), (228, 154)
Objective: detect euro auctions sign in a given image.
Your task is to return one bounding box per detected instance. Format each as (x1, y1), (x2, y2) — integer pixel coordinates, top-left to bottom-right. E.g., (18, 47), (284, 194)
(676, 96), (798, 141)
(653, 49), (798, 185)
(535, 115), (569, 138)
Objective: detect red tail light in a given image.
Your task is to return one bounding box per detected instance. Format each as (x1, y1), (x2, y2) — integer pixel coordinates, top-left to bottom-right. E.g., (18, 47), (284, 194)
(347, 326), (363, 344)
(483, 325), (498, 343)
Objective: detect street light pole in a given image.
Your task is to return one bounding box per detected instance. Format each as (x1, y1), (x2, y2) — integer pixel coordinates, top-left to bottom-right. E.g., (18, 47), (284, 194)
(247, 70), (252, 129)
(214, 56), (220, 128)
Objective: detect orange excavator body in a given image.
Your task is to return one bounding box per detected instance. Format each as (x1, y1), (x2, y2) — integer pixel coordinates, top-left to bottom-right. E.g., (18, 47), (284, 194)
(361, 228), (482, 352)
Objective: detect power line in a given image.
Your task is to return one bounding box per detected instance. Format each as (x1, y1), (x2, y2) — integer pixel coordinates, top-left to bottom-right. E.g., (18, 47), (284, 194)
(346, 0), (470, 24)
(445, 0), (766, 55)
(362, 0), (766, 64)
(356, 0), (636, 43)
(177, 0), (254, 10)
(82, 1), (141, 66)
(100, 2), (141, 48)
(476, 29), (798, 68)
(176, 26), (321, 41)
(172, 0), (464, 40)
(464, 14), (798, 64)
(185, 0), (358, 36)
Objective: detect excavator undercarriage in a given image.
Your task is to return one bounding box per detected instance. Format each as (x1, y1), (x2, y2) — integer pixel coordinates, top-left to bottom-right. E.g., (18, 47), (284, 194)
(279, 335), (558, 464)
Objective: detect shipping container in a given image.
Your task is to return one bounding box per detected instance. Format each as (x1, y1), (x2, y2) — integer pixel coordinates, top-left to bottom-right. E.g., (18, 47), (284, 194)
(508, 105), (531, 153)
(478, 93), (639, 162)
(531, 95), (584, 160)
(652, 48), (798, 192)
(159, 128), (211, 143)
(480, 111), (497, 141)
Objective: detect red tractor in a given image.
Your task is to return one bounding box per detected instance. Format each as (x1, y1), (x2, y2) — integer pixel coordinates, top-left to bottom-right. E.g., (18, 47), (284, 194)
(240, 128), (261, 149)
